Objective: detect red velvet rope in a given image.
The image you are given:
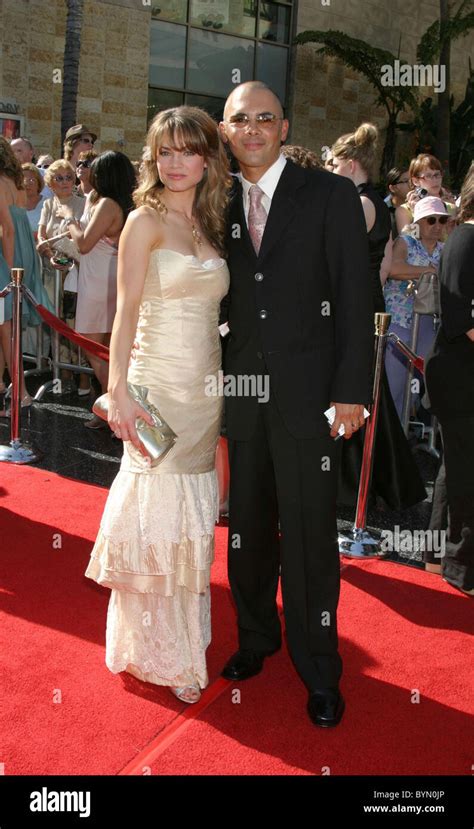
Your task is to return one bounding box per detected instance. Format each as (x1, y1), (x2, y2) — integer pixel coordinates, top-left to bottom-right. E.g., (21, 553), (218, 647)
(413, 356), (425, 374)
(32, 303), (426, 375)
(34, 305), (110, 362)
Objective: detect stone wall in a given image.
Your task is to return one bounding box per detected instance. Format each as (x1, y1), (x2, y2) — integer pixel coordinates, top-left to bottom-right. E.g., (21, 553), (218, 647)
(1, 0), (472, 169)
(291, 0), (474, 169)
(0, 0), (150, 161)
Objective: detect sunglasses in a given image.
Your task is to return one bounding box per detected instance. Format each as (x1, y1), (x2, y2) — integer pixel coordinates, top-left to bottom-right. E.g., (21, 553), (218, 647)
(227, 113), (283, 128)
(74, 137), (94, 145)
(426, 215), (448, 225)
(395, 178), (410, 185)
(76, 160), (92, 168)
(53, 174), (75, 183)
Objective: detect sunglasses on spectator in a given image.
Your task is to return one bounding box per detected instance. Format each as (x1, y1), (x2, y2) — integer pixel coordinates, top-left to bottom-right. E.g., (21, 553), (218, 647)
(227, 113), (283, 128)
(37, 164), (50, 169)
(76, 160), (92, 168)
(74, 137), (94, 145)
(426, 215), (448, 225)
(419, 172), (442, 181)
(53, 174), (75, 183)
(395, 178), (410, 185)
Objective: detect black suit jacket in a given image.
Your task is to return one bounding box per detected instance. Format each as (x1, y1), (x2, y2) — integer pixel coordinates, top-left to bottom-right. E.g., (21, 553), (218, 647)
(220, 160), (374, 440)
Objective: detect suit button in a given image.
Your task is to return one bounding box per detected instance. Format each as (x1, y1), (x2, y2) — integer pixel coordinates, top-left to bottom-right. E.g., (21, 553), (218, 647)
(254, 272), (264, 282)
(259, 309), (268, 319)
(257, 351), (263, 359)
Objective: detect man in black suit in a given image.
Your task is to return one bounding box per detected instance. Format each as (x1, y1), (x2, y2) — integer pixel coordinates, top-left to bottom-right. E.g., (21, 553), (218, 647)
(218, 82), (373, 727)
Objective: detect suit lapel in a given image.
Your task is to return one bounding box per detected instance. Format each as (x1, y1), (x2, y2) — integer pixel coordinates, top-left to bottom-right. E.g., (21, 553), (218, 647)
(257, 160), (306, 264)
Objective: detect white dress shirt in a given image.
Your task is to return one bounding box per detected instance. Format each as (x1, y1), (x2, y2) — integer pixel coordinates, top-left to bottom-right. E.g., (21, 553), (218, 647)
(240, 154), (287, 226)
(218, 155), (287, 338)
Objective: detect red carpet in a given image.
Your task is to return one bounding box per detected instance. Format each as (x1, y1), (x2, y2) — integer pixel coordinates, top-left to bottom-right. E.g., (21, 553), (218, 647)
(0, 465), (472, 775)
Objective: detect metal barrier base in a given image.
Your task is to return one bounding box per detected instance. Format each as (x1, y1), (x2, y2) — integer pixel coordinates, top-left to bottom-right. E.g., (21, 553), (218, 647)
(0, 438), (43, 464)
(34, 360), (95, 402)
(339, 527), (389, 559)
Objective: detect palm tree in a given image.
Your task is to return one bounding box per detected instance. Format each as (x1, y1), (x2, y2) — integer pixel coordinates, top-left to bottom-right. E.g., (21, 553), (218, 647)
(294, 30), (418, 179)
(61, 0), (85, 145)
(417, 0), (474, 179)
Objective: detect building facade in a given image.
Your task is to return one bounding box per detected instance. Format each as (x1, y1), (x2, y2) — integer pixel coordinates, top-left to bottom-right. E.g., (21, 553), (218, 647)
(1, 0), (473, 169)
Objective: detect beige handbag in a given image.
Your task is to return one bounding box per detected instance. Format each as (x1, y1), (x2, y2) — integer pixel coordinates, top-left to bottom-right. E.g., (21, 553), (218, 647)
(408, 271), (440, 316)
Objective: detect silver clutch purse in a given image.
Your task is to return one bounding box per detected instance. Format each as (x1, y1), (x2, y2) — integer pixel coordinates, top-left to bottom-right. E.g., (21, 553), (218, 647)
(92, 383), (177, 467)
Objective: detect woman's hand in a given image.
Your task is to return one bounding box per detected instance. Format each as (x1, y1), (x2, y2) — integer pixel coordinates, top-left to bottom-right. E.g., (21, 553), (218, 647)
(406, 189), (420, 210)
(57, 205), (74, 221)
(49, 256), (70, 272)
(37, 239), (53, 257)
(107, 388), (155, 453)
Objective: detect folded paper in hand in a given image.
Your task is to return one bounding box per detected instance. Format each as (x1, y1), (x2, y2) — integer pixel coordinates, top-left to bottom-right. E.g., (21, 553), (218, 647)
(324, 405), (370, 437)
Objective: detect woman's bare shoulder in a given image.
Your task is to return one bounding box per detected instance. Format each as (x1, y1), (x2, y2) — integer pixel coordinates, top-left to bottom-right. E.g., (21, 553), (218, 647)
(121, 205), (163, 247)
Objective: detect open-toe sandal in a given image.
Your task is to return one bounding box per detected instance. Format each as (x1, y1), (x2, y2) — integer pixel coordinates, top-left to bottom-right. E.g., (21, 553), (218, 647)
(170, 684), (201, 704)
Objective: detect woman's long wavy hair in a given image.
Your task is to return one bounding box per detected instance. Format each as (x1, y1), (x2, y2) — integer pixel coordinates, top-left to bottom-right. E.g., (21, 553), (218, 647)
(134, 106), (232, 256)
(0, 136), (25, 189)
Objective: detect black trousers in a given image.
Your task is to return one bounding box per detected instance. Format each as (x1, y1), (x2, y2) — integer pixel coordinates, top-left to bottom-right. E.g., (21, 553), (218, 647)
(427, 448), (448, 565)
(227, 394), (343, 691)
(440, 417), (474, 592)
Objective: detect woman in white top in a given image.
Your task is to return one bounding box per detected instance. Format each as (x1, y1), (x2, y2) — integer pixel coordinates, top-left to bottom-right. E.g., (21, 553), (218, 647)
(63, 151), (137, 427)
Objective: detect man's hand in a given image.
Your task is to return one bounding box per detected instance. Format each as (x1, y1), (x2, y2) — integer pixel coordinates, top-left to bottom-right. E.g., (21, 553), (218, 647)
(330, 402), (366, 440)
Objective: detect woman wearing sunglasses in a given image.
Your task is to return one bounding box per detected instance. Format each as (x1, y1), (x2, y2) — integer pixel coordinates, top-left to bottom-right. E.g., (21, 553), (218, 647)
(63, 125), (97, 168)
(76, 150), (98, 199)
(37, 159), (89, 393)
(385, 196), (448, 418)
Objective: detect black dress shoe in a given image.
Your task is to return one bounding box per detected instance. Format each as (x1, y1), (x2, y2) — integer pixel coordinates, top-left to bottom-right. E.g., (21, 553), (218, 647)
(307, 688), (345, 728)
(221, 649), (274, 681)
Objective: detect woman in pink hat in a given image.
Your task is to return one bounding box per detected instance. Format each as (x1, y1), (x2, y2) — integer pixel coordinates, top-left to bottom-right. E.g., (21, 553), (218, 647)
(395, 154), (456, 235)
(384, 196), (448, 418)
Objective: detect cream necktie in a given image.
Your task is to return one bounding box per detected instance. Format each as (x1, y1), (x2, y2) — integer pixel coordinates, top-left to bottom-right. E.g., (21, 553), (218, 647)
(248, 184), (267, 255)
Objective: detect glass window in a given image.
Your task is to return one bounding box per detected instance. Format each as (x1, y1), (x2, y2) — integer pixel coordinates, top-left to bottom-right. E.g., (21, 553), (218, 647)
(152, 0), (187, 24)
(259, 2), (291, 44)
(187, 29), (254, 97)
(149, 21), (187, 89)
(190, 0), (257, 38)
(185, 93), (226, 122)
(147, 88), (184, 124)
(256, 43), (287, 103)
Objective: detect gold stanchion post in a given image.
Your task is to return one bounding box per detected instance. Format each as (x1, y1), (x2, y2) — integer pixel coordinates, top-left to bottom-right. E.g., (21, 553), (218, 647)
(0, 268), (42, 464)
(338, 312), (392, 558)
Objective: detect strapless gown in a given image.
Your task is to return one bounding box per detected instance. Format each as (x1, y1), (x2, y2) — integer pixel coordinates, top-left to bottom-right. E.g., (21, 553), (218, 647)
(85, 249), (230, 689)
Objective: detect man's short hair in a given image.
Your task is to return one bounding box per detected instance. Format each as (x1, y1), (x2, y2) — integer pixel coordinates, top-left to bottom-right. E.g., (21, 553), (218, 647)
(11, 136), (34, 153)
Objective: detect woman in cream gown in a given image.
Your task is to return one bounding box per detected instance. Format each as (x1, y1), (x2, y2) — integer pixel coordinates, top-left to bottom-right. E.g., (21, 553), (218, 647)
(85, 106), (231, 703)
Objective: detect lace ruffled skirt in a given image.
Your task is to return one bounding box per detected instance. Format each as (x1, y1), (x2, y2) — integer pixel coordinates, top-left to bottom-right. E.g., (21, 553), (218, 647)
(85, 466), (219, 689)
